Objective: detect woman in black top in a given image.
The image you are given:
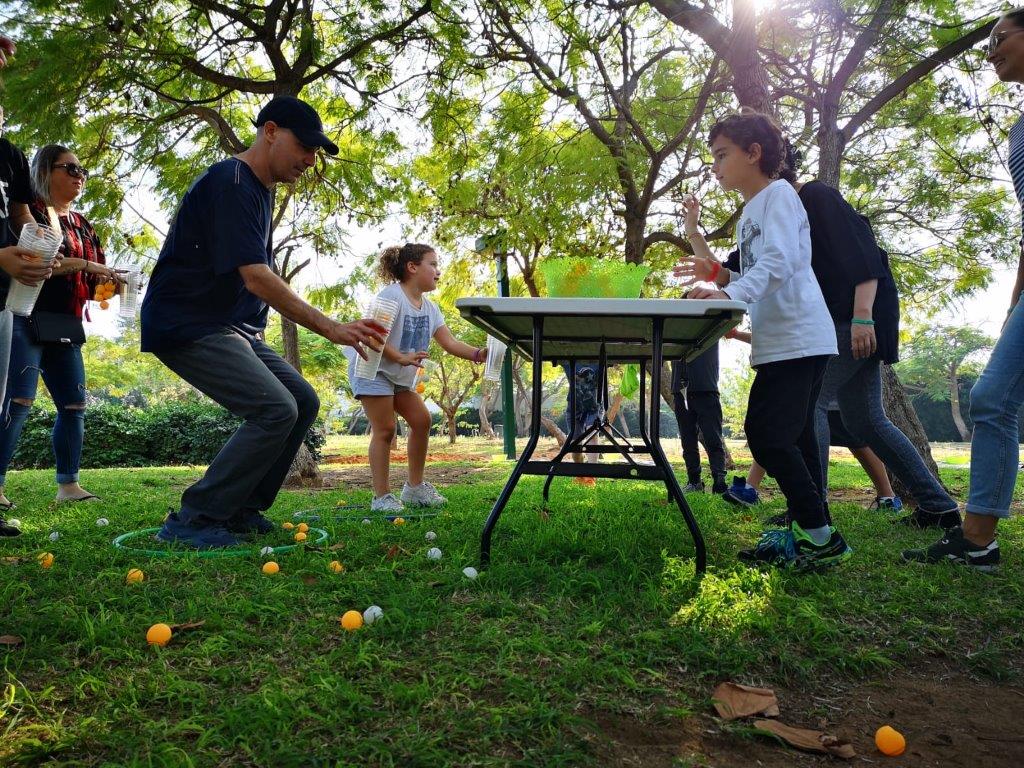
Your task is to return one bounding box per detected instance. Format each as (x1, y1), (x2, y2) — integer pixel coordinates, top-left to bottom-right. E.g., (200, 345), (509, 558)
(0, 144), (120, 509)
(781, 150), (960, 528)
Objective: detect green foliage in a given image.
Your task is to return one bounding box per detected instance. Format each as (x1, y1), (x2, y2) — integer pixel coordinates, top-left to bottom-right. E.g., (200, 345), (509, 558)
(11, 400), (324, 469)
(720, 365), (755, 439)
(897, 324), (994, 402)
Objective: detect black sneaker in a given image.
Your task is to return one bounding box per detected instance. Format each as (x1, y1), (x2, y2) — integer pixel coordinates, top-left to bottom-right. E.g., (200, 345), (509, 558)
(895, 507), (962, 531)
(738, 522), (852, 572)
(682, 481), (705, 493)
(901, 526), (1000, 573)
(764, 511), (790, 526)
(0, 516), (21, 537)
(711, 476), (728, 494)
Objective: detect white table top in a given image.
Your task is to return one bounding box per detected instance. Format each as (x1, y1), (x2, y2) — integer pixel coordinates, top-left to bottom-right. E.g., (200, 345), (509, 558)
(457, 297), (746, 362)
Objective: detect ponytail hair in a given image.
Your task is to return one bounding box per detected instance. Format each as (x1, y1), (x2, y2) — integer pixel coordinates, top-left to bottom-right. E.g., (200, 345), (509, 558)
(708, 107), (788, 179)
(377, 243), (434, 283)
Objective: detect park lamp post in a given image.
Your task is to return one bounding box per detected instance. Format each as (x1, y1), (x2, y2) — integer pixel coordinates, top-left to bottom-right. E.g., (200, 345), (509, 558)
(474, 232), (517, 460)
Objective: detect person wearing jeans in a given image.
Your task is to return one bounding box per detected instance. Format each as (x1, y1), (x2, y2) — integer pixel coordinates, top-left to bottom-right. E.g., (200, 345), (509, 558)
(670, 343), (726, 494)
(141, 96), (385, 549)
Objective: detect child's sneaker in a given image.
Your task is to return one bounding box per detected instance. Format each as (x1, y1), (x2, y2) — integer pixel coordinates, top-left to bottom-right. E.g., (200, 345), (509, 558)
(401, 481), (447, 507)
(738, 522), (852, 572)
(869, 496), (903, 513)
(371, 493), (405, 514)
(901, 526), (1000, 573)
(156, 512), (240, 549)
(682, 481), (705, 493)
(895, 506), (962, 531)
(723, 475), (759, 507)
(0, 516), (21, 537)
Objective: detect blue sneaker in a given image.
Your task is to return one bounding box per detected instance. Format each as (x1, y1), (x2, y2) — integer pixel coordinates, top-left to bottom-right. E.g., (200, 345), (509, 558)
(869, 496), (903, 513)
(226, 510), (275, 535)
(723, 475), (760, 507)
(156, 512), (240, 549)
(738, 522), (852, 572)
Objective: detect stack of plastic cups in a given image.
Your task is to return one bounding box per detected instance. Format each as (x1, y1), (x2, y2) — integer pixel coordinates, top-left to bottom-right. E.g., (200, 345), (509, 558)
(118, 269), (142, 318)
(354, 297), (399, 380)
(5, 223), (63, 316)
(483, 335), (507, 382)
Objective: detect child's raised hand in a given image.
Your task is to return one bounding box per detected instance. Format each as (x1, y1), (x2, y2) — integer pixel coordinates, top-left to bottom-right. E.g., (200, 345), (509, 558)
(398, 351), (429, 367)
(681, 193), (701, 234)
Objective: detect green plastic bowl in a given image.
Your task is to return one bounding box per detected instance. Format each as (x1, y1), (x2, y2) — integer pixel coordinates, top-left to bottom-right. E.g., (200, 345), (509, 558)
(539, 258), (651, 298)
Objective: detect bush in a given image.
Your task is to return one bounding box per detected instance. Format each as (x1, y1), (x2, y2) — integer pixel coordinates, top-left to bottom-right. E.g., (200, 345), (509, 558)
(11, 401), (324, 469)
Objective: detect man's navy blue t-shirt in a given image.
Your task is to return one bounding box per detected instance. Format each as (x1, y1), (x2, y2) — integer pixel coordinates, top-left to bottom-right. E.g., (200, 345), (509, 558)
(141, 158), (273, 352)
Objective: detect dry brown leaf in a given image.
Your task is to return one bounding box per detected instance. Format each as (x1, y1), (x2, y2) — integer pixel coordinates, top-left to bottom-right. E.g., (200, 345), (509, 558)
(0, 635), (24, 647)
(712, 682), (780, 720)
(328, 543), (345, 551)
(301, 575), (318, 586)
(752, 719), (856, 759)
(385, 544), (400, 560)
(1, 556), (25, 564)
(169, 620), (206, 632)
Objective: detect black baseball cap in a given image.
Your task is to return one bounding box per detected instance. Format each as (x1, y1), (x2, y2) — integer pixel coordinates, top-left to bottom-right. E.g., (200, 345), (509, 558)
(255, 96), (339, 156)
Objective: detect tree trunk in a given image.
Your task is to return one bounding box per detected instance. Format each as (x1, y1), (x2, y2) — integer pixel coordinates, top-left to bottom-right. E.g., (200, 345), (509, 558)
(281, 316), (302, 374)
(731, 0), (773, 113)
(446, 412), (458, 444)
(949, 369), (970, 441)
(881, 364), (946, 501)
(624, 211), (647, 265)
(479, 382), (497, 439)
(541, 415), (567, 445)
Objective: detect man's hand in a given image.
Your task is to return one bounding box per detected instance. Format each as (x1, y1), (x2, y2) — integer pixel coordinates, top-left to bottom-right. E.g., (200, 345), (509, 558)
(687, 286), (729, 300)
(0, 245), (53, 285)
(673, 255), (718, 286)
(396, 350), (429, 367)
(0, 36), (15, 68)
(325, 318), (388, 359)
(851, 323), (877, 360)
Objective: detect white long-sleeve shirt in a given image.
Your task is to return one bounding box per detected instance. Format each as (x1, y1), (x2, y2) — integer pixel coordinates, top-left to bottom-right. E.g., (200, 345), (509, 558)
(724, 179), (837, 366)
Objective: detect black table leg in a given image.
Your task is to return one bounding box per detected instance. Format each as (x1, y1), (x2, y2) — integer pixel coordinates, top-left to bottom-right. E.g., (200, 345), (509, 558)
(648, 319), (707, 575)
(481, 316), (544, 567)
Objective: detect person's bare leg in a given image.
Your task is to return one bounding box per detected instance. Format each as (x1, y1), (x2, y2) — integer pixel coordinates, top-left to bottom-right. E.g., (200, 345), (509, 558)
(962, 512), (998, 546)
(850, 445), (896, 498)
(362, 395), (397, 498)
(746, 460), (766, 491)
(393, 390), (431, 487)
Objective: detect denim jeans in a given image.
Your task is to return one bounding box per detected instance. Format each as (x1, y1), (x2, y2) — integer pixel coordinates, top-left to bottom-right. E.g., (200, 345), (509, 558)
(0, 313), (87, 486)
(966, 302), (1024, 518)
(154, 329), (319, 524)
(815, 322), (957, 513)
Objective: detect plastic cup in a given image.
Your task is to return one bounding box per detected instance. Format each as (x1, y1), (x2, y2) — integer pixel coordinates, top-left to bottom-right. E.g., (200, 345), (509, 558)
(484, 335), (507, 382)
(354, 297), (399, 380)
(117, 269), (142, 318)
(5, 223), (62, 316)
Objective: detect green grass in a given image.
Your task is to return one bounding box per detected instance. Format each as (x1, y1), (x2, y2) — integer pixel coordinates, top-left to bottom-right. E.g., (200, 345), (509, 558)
(1, 457), (1022, 766)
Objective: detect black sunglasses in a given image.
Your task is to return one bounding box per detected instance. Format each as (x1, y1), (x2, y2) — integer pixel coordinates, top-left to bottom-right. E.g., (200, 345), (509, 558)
(985, 28), (1024, 56)
(53, 162), (89, 180)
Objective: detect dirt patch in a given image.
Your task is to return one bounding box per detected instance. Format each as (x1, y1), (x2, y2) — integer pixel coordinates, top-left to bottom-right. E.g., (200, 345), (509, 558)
(322, 451), (476, 465)
(583, 662), (1024, 767)
(286, 463), (507, 491)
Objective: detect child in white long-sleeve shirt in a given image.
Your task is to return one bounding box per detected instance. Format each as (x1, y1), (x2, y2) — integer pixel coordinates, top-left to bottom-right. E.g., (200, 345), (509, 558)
(674, 109), (850, 571)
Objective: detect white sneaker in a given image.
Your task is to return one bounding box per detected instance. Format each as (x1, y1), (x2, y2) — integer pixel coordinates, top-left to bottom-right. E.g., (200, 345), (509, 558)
(400, 481), (447, 507)
(371, 493), (405, 514)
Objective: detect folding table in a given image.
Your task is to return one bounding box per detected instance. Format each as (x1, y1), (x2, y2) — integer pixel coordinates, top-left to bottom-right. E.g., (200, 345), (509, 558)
(457, 297), (746, 574)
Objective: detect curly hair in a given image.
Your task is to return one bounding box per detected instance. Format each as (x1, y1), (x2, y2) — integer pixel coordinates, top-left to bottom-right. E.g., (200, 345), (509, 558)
(377, 243), (434, 283)
(778, 138), (804, 184)
(708, 108), (787, 179)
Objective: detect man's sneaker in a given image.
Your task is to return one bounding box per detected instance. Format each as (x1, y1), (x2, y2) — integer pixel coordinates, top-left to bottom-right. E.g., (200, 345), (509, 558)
(682, 481), (705, 493)
(226, 510), (275, 536)
(371, 493), (405, 514)
(869, 496), (903, 513)
(156, 512), (240, 549)
(738, 523), (852, 572)
(901, 526), (1000, 573)
(0, 516), (21, 537)
(723, 475), (760, 507)
(895, 507), (962, 531)
(400, 482), (447, 508)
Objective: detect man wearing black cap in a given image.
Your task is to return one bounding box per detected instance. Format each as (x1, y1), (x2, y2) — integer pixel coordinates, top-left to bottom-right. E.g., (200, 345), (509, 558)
(142, 95), (386, 548)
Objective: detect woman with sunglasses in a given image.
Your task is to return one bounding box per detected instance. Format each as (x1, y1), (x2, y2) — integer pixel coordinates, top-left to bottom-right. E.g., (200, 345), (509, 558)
(0, 144), (121, 510)
(903, 8), (1024, 572)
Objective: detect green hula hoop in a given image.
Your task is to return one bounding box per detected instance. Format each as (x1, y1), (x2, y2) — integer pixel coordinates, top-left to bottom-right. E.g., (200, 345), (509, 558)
(112, 527), (329, 558)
